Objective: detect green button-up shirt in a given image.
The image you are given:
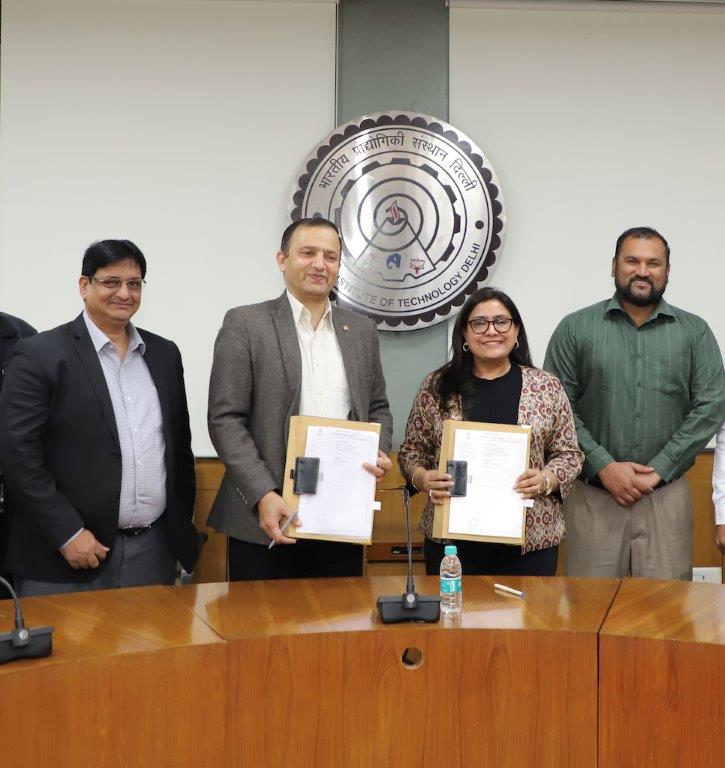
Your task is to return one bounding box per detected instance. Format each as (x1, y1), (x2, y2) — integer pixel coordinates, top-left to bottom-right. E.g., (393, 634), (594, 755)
(544, 296), (725, 482)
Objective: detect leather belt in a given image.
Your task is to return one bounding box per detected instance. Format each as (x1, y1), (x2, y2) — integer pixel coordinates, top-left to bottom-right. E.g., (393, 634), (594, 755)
(118, 517), (161, 537)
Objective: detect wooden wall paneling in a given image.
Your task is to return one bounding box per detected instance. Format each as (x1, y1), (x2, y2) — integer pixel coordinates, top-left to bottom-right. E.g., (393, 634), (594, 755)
(685, 451), (721, 569)
(193, 458), (228, 583)
(191, 451), (721, 581)
(369, 488), (425, 561)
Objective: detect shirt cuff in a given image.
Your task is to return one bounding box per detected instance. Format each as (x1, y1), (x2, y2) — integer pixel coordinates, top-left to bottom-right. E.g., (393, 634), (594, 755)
(715, 506), (725, 526)
(584, 446), (615, 478)
(648, 454), (678, 483)
(60, 527), (84, 550)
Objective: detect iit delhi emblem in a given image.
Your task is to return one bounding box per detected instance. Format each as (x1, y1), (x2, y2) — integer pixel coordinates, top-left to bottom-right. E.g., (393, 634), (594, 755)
(289, 111), (506, 330)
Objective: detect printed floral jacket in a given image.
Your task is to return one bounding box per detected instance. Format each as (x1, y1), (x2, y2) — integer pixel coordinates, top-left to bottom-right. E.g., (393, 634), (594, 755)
(398, 366), (583, 552)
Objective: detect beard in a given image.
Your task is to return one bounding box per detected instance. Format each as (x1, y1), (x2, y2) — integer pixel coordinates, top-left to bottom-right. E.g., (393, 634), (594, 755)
(615, 274), (668, 307)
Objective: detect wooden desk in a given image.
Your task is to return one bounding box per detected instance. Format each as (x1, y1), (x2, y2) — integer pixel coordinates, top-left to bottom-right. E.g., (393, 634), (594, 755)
(171, 576), (619, 768)
(0, 586), (226, 768)
(599, 578), (725, 768)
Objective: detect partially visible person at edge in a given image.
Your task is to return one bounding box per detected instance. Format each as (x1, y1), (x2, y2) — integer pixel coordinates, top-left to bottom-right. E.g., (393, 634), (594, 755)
(545, 226), (724, 581)
(713, 421), (725, 555)
(398, 286), (583, 576)
(0, 311), (37, 598)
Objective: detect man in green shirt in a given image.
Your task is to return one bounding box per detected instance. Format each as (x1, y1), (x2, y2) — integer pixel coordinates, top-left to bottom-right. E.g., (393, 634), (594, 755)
(544, 226), (725, 580)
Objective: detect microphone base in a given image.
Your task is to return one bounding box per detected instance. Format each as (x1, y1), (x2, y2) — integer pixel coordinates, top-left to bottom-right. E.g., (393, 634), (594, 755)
(376, 594), (441, 624)
(0, 626), (54, 665)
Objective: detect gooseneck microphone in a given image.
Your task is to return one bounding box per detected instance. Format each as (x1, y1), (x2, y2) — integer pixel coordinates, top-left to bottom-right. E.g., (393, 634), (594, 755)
(376, 488), (441, 623)
(0, 575), (54, 665)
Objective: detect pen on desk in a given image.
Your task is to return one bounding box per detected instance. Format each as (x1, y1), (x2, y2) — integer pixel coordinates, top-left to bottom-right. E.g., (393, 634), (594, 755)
(267, 514), (297, 550)
(493, 582), (524, 598)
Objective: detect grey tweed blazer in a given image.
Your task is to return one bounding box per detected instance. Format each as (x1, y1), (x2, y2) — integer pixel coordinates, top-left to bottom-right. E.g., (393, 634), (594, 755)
(207, 292), (393, 545)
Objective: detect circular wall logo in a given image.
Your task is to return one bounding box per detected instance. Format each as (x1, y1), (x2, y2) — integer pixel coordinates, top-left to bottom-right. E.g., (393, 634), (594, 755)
(288, 112), (506, 330)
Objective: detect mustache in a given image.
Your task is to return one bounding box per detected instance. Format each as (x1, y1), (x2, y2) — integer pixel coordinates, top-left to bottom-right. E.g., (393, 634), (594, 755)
(629, 276), (654, 287)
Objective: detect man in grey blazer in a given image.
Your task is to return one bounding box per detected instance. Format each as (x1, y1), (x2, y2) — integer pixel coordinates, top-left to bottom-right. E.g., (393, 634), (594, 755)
(208, 217), (393, 580)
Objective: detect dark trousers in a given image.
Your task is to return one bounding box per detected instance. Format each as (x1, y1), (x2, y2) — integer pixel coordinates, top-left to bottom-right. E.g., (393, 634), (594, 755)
(14, 524), (176, 597)
(229, 536), (364, 581)
(424, 538), (558, 577)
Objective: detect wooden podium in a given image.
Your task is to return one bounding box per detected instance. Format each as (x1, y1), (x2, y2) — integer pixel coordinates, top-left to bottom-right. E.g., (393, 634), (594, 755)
(171, 576), (618, 767)
(599, 578), (725, 768)
(0, 586), (226, 767)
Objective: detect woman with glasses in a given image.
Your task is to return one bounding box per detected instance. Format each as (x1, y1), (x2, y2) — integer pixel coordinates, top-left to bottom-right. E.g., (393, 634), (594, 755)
(398, 287), (583, 576)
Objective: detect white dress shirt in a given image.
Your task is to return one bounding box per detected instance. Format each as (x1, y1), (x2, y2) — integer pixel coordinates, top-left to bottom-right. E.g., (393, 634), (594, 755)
(286, 291), (351, 419)
(714, 422), (725, 526)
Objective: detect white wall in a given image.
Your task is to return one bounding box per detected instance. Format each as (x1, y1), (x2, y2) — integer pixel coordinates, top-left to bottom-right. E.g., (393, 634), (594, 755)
(0, 0), (337, 455)
(450, 2), (725, 367)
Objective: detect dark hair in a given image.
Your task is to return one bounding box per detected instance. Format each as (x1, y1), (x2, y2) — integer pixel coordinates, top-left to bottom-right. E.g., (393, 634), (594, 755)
(280, 217), (341, 255)
(435, 286), (533, 406)
(614, 226), (670, 264)
(82, 239), (147, 279)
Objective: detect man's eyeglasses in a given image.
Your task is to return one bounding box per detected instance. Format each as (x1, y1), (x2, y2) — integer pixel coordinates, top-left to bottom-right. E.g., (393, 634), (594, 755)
(87, 276), (145, 292)
(467, 316), (513, 334)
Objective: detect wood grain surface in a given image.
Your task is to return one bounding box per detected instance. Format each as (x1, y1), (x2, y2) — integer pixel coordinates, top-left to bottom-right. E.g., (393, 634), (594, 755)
(599, 578), (725, 768)
(4, 576), (723, 767)
(0, 586), (226, 767)
(171, 576), (619, 767)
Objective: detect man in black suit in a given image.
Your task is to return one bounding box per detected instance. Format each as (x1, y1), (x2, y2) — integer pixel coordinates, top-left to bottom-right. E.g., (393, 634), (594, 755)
(0, 311), (37, 597)
(0, 240), (199, 596)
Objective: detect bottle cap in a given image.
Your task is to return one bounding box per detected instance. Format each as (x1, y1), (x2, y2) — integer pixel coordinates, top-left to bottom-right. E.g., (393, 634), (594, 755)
(444, 545), (457, 556)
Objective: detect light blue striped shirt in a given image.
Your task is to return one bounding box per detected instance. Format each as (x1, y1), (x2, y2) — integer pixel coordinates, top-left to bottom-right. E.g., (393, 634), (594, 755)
(83, 312), (166, 529)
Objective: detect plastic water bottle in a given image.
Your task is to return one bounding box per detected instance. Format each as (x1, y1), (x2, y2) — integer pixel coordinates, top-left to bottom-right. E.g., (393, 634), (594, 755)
(440, 544), (462, 614)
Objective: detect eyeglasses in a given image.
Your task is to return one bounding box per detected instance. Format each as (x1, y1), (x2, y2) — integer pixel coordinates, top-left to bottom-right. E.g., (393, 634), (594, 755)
(87, 276), (145, 292)
(467, 316), (513, 334)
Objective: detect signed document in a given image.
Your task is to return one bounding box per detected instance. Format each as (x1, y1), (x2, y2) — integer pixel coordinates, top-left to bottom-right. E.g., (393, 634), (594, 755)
(297, 425), (379, 538)
(434, 420), (531, 544)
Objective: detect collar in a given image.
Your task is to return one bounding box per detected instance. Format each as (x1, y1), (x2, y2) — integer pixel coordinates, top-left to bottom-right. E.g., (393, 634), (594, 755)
(285, 290), (332, 329)
(604, 294), (676, 322)
(83, 311), (145, 355)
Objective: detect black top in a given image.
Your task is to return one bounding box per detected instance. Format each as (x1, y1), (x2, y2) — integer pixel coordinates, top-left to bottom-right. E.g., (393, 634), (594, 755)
(462, 364), (522, 425)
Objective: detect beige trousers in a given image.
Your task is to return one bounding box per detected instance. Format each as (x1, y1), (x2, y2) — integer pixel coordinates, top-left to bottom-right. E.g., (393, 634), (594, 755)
(564, 477), (693, 581)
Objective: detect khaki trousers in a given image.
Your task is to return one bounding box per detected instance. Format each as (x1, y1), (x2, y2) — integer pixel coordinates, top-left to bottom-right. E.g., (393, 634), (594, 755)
(564, 477), (693, 581)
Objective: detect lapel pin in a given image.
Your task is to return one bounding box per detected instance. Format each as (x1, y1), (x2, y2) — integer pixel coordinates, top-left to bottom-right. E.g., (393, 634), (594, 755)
(342, 324), (350, 332)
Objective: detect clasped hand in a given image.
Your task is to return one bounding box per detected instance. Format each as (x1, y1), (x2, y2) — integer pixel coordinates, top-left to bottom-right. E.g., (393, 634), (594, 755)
(598, 461), (660, 506)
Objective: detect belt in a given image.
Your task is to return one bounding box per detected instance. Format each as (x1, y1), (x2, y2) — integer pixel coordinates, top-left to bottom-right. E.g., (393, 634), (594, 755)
(583, 476), (671, 492)
(118, 517), (161, 537)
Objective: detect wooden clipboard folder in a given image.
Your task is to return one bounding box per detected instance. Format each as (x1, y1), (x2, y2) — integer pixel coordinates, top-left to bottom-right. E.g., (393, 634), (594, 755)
(282, 415), (381, 545)
(432, 419), (531, 545)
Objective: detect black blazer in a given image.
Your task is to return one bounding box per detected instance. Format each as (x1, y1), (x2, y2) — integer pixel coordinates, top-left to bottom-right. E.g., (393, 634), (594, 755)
(0, 312), (37, 588)
(0, 314), (199, 581)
